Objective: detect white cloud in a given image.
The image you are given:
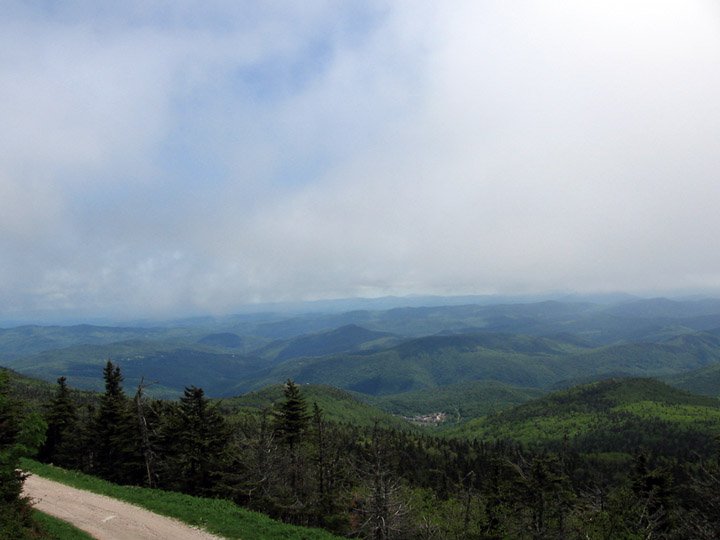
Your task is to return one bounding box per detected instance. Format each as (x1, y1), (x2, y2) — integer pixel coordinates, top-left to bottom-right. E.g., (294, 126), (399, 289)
(2, 1), (720, 320)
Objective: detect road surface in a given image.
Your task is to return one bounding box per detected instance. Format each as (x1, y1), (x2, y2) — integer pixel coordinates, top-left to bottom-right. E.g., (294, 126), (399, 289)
(23, 473), (225, 540)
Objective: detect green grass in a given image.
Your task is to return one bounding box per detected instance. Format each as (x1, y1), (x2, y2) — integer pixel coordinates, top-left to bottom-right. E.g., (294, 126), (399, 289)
(22, 459), (341, 540)
(32, 510), (95, 540)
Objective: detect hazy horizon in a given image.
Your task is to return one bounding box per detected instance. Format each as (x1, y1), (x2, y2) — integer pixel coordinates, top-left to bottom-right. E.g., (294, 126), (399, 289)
(3, 2), (720, 321)
(5, 290), (720, 327)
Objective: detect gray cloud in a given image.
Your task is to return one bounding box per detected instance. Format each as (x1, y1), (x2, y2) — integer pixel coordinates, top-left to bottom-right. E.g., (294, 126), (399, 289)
(2, 1), (720, 320)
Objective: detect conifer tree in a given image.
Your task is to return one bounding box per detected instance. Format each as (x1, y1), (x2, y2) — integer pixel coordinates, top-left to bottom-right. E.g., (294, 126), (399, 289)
(0, 371), (45, 538)
(273, 379), (310, 449)
(271, 380), (311, 522)
(159, 385), (231, 496)
(0, 371), (27, 537)
(91, 361), (143, 483)
(38, 376), (77, 467)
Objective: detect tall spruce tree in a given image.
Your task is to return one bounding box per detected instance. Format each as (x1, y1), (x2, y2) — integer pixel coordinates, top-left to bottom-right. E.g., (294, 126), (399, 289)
(159, 386), (231, 496)
(273, 379), (309, 449)
(272, 380), (311, 522)
(91, 361), (142, 483)
(38, 376), (77, 467)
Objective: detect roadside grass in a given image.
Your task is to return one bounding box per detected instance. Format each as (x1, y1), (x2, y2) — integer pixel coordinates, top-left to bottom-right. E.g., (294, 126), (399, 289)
(32, 510), (95, 540)
(21, 459), (341, 540)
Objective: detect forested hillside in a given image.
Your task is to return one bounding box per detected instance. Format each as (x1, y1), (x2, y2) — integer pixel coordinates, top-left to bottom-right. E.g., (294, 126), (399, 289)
(5, 298), (720, 401)
(446, 378), (720, 455)
(5, 298), (720, 537)
(4, 361), (720, 539)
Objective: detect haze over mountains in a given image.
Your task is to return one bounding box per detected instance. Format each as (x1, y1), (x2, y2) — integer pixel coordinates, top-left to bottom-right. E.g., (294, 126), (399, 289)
(4, 296), (720, 407)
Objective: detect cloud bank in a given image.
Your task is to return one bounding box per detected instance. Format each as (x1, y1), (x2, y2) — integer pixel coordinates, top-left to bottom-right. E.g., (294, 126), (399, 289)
(2, 1), (720, 320)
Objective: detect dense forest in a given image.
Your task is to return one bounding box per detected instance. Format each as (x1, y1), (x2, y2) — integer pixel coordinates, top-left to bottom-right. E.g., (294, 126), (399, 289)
(3, 362), (720, 539)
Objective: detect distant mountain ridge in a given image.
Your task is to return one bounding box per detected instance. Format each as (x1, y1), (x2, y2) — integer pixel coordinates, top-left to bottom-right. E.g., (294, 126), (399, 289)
(4, 297), (720, 399)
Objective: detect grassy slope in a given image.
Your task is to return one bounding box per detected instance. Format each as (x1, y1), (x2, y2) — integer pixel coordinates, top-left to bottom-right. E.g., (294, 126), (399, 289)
(22, 459), (341, 540)
(445, 378), (720, 446)
(32, 511), (95, 540)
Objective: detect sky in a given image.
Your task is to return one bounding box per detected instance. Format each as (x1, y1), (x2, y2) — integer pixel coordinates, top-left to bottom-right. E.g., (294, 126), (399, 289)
(2, 1), (720, 322)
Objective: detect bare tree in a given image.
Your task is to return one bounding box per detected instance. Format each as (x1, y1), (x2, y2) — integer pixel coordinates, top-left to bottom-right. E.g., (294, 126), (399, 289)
(134, 377), (158, 488)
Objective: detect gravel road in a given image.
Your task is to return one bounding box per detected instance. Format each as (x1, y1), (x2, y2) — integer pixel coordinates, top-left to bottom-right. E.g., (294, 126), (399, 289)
(23, 474), (226, 540)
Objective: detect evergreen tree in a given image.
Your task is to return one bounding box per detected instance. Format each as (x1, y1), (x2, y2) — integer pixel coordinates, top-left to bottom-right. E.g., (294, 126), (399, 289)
(158, 386), (231, 496)
(309, 402), (348, 531)
(0, 370), (27, 537)
(271, 380), (312, 523)
(91, 361), (143, 483)
(273, 379), (310, 448)
(38, 376), (77, 467)
(630, 452), (675, 536)
(0, 371), (45, 538)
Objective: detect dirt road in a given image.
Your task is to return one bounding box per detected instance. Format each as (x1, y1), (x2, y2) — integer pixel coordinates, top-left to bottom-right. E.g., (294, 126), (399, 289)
(23, 474), (226, 540)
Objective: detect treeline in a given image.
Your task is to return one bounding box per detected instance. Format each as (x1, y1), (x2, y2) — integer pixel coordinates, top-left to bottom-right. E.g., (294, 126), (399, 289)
(11, 362), (720, 539)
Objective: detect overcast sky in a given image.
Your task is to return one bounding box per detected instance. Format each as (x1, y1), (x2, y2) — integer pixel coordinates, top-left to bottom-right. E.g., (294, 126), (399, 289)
(2, 1), (720, 321)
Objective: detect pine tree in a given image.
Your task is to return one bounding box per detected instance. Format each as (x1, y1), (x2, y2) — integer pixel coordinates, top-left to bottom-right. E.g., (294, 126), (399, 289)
(630, 452), (675, 536)
(158, 386), (231, 496)
(273, 379), (310, 449)
(272, 380), (311, 523)
(0, 371), (45, 538)
(38, 376), (77, 467)
(91, 361), (143, 483)
(309, 402), (348, 530)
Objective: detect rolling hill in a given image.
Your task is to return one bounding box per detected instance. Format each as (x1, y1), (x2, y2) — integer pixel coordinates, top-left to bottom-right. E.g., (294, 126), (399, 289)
(368, 379), (545, 421)
(446, 378), (720, 456)
(217, 383), (411, 430)
(5, 298), (720, 402)
(257, 324), (399, 362)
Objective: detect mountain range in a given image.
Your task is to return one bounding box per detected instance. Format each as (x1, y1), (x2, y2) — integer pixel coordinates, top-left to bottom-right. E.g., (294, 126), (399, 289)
(4, 297), (720, 404)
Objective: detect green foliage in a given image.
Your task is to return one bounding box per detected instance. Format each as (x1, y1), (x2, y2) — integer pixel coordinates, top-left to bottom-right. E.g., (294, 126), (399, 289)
(22, 459), (341, 539)
(90, 361), (143, 483)
(448, 378), (720, 457)
(669, 362), (720, 398)
(219, 383), (410, 430)
(38, 377), (78, 466)
(158, 386), (232, 496)
(370, 379), (545, 421)
(7, 300), (720, 401)
(0, 370), (46, 539)
(273, 379), (310, 447)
